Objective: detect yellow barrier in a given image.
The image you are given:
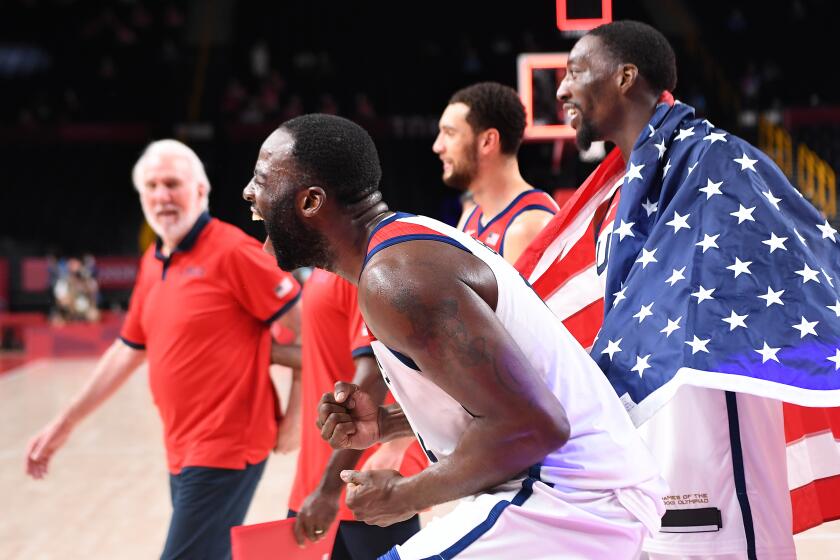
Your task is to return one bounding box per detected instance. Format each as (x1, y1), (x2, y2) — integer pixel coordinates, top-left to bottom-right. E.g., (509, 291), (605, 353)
(759, 118), (837, 219)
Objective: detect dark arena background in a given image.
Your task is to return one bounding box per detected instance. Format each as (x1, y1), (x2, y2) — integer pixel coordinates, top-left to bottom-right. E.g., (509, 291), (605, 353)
(1, 1), (839, 558)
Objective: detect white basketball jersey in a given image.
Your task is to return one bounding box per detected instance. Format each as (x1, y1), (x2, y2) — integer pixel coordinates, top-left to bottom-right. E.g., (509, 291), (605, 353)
(363, 213), (667, 521)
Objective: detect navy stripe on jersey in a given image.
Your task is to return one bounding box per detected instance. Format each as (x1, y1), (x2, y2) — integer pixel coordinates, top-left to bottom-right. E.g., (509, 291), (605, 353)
(119, 336), (145, 350)
(725, 391), (757, 560)
(460, 204), (481, 232)
(474, 189), (541, 236)
(385, 346), (420, 371)
(264, 291), (301, 324)
(351, 346), (374, 358)
(420, 478), (537, 560)
(497, 203), (559, 257)
(364, 234), (470, 269)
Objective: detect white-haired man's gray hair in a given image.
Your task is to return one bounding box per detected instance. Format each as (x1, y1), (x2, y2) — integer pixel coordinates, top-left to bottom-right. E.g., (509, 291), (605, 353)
(132, 139), (211, 210)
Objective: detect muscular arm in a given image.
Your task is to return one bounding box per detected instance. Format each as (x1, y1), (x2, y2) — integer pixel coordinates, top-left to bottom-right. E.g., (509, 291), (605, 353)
(359, 242), (570, 513)
(26, 339), (146, 478)
(502, 209), (554, 265)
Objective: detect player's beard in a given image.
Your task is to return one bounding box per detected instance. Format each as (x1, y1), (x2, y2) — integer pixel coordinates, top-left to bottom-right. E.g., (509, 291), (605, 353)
(264, 193), (335, 271)
(442, 142), (479, 191)
(575, 115), (600, 152)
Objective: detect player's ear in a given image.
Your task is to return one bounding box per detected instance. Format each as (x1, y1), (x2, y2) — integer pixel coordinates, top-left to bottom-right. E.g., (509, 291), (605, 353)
(299, 186), (326, 217)
(618, 63), (639, 94)
(479, 128), (500, 155)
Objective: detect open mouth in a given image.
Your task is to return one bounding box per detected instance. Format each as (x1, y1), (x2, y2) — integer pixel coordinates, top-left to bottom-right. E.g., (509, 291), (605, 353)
(251, 206), (264, 221)
(563, 104), (581, 128)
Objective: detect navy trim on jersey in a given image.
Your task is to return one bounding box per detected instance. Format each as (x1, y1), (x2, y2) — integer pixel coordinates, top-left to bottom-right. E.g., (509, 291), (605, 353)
(378, 547), (402, 560)
(366, 212), (414, 246)
(497, 203), (558, 256)
(475, 189), (540, 236)
(418, 477), (537, 560)
(351, 346), (375, 358)
(364, 234), (470, 269)
(416, 432), (439, 463)
(119, 336), (145, 350)
(154, 211), (212, 280)
(263, 291), (301, 325)
(725, 391), (757, 560)
(460, 204), (481, 232)
(385, 346), (421, 371)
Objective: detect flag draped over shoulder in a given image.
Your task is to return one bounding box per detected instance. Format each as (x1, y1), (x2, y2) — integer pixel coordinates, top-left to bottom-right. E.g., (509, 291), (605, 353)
(516, 98), (840, 533)
(597, 100), (840, 422)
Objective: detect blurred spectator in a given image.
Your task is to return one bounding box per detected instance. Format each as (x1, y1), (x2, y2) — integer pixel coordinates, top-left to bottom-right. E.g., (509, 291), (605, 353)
(52, 257), (100, 324)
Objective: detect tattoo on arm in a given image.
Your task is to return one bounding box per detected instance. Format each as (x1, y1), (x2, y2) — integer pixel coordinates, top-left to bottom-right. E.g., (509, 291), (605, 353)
(388, 281), (525, 396)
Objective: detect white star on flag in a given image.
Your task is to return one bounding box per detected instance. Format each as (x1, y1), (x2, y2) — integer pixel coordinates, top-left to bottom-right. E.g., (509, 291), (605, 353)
(666, 211), (691, 233)
(794, 228), (808, 246)
(730, 204), (756, 224)
(613, 220), (635, 241)
(633, 302), (654, 323)
(726, 257), (753, 278)
(696, 233), (720, 253)
(685, 335), (711, 354)
(660, 316), (682, 337)
(762, 233), (788, 253)
(691, 285), (716, 304)
(795, 262), (821, 284)
(828, 349), (840, 371)
(612, 286), (628, 306)
(758, 286), (785, 307)
(663, 159), (672, 178)
(762, 190), (782, 211)
(722, 310), (748, 331)
(823, 268), (835, 287)
(828, 300), (840, 317)
(792, 316), (818, 338)
(665, 266), (686, 286)
(653, 139), (666, 159)
(703, 131), (727, 144)
(601, 338), (623, 360)
(734, 153), (758, 172)
(625, 162), (645, 184)
(642, 198), (658, 216)
(687, 161), (698, 175)
(648, 124), (656, 137)
(675, 127), (695, 141)
(631, 354), (652, 377)
(755, 341), (781, 363)
(636, 248), (658, 268)
(817, 220), (838, 242)
(699, 178), (723, 199)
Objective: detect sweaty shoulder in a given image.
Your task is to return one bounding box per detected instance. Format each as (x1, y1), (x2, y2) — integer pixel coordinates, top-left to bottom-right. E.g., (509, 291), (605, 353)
(358, 239), (498, 342)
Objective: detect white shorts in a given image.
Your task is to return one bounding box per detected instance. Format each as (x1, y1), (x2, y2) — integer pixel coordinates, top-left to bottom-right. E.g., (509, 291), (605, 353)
(379, 478), (654, 560)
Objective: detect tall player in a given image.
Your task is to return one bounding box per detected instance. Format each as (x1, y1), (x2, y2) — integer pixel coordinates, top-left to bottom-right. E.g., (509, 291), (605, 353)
(244, 113), (666, 559)
(433, 82), (558, 263)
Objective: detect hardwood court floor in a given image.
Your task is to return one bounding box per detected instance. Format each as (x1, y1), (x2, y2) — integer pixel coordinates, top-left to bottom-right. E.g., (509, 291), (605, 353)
(2, 358), (838, 559)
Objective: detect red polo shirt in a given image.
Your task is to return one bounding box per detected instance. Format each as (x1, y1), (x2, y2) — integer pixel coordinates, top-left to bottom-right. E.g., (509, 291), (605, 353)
(289, 268), (427, 519)
(120, 213), (301, 474)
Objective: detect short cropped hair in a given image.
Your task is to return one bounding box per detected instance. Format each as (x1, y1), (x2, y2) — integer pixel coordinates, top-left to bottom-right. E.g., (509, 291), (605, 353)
(449, 82), (526, 155)
(132, 139), (211, 209)
(589, 20), (677, 94)
(280, 114), (382, 207)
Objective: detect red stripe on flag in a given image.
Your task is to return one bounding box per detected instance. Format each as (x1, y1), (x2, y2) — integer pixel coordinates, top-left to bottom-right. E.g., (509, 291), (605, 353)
(790, 474), (840, 534)
(560, 298), (604, 348)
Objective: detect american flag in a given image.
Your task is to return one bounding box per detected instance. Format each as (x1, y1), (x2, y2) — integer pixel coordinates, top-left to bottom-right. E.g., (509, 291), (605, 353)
(516, 97), (840, 533)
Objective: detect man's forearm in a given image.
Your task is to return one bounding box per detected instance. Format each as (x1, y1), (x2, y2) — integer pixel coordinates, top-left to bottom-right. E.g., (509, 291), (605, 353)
(317, 448), (366, 494)
(378, 404), (415, 442)
(271, 342), (302, 368)
(391, 417), (560, 513)
(64, 339), (145, 426)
